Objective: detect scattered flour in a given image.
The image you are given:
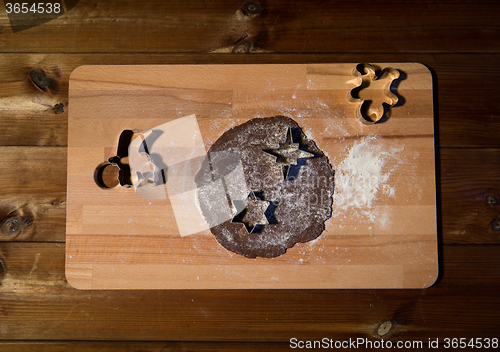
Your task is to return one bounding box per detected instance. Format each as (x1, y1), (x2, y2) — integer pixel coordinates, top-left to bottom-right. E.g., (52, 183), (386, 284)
(333, 136), (404, 225)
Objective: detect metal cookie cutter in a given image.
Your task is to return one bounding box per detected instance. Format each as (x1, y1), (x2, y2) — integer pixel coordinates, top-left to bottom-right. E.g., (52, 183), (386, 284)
(348, 63), (400, 125)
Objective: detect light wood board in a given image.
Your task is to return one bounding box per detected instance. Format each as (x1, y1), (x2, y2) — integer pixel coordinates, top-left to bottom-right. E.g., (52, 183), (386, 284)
(66, 63), (437, 289)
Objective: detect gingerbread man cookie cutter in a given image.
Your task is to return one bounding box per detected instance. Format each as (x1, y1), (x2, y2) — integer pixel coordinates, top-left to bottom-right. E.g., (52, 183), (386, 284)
(348, 63), (400, 125)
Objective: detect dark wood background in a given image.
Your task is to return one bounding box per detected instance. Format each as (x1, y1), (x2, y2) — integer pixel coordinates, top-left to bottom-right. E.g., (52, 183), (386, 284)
(1, 0), (499, 350)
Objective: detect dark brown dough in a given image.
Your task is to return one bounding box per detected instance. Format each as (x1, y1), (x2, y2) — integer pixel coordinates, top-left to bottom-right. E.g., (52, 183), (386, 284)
(195, 116), (334, 258)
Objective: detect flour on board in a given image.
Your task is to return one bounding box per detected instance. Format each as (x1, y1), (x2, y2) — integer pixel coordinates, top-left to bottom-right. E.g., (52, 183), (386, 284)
(333, 136), (404, 225)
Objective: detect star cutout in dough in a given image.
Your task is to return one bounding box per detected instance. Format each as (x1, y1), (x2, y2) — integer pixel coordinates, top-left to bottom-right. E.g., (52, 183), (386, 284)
(232, 191), (278, 233)
(263, 127), (314, 180)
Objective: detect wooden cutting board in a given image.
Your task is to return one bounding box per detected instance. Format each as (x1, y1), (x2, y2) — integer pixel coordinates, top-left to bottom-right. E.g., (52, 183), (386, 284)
(66, 63), (437, 289)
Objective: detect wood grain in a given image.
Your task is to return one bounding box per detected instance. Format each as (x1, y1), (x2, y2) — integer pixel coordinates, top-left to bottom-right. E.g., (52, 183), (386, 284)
(0, 0), (498, 345)
(65, 63), (437, 289)
(0, 242), (498, 341)
(1, 147), (498, 245)
(439, 148), (500, 244)
(0, 341), (296, 352)
(1, 53), (499, 147)
(0, 1), (498, 54)
(0, 147), (66, 242)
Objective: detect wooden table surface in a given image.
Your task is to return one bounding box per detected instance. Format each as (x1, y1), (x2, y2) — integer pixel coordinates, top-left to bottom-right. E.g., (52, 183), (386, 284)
(0, 0), (499, 350)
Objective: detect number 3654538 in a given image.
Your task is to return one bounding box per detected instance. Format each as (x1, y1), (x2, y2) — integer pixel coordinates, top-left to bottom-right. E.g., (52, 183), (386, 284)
(5, 3), (61, 14)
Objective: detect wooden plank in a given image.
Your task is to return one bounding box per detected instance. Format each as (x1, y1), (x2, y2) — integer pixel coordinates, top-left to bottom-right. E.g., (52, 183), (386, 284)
(0, 53), (499, 147)
(0, 242), (498, 341)
(0, 341), (458, 352)
(0, 341), (294, 352)
(0, 147), (66, 242)
(0, 1), (498, 53)
(439, 148), (500, 244)
(1, 342), (483, 352)
(1, 146), (499, 245)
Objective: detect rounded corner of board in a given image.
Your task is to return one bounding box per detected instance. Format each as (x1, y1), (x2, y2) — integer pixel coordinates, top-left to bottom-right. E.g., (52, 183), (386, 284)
(65, 264), (93, 290)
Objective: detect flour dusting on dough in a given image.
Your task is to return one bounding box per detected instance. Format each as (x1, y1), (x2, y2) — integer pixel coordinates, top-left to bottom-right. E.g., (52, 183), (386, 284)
(333, 136), (403, 225)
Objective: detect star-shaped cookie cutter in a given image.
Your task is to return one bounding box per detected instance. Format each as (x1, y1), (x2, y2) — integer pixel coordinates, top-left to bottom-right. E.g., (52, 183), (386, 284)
(347, 63), (400, 125)
(263, 127), (314, 181)
(231, 191), (278, 234)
